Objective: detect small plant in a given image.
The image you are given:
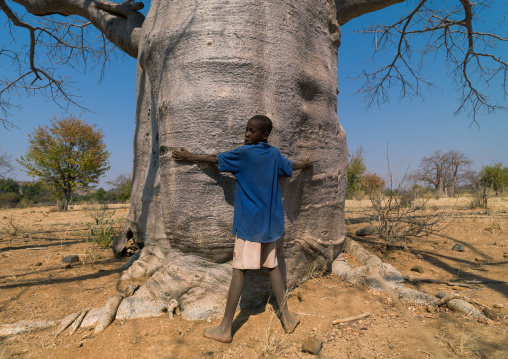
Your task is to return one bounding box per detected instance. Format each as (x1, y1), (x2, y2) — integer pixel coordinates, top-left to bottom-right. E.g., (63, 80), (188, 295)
(485, 220), (502, 233)
(84, 201), (117, 248)
(5, 216), (21, 238)
(304, 260), (327, 280)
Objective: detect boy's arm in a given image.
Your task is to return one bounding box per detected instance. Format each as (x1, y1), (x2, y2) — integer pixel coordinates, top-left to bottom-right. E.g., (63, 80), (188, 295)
(292, 157), (314, 171)
(172, 147), (218, 164)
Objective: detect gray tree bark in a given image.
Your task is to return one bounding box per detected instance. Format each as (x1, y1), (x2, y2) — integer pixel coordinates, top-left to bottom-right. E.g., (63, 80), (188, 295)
(117, 0), (348, 319)
(11, 0), (404, 320)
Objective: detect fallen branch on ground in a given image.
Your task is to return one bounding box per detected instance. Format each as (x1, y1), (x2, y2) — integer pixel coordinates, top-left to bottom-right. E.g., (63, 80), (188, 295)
(332, 312), (371, 324)
(403, 275), (505, 286)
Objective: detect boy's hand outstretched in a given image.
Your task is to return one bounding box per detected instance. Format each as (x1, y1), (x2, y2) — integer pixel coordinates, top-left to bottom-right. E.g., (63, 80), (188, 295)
(172, 147), (193, 161)
(172, 147), (218, 164)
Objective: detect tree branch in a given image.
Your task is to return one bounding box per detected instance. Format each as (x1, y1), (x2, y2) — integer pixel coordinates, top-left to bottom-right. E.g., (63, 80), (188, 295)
(1, 0), (146, 127)
(12, 0), (145, 58)
(352, 0), (507, 126)
(335, 0), (406, 26)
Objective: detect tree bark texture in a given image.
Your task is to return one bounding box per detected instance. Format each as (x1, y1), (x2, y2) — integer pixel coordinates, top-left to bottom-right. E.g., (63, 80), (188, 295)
(113, 0), (348, 319)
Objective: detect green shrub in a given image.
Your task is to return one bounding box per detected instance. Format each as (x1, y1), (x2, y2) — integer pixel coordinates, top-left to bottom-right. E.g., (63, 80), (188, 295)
(84, 201), (117, 248)
(0, 178), (20, 194)
(346, 149), (367, 199)
(0, 192), (21, 208)
(18, 196), (37, 208)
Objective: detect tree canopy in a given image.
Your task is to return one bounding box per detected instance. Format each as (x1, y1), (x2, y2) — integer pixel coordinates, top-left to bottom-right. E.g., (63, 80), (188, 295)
(347, 148), (367, 197)
(17, 115), (110, 210)
(480, 163), (508, 196)
(107, 173), (132, 201)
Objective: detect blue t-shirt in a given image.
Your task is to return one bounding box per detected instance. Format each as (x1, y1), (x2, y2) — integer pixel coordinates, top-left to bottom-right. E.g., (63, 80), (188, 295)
(218, 142), (292, 243)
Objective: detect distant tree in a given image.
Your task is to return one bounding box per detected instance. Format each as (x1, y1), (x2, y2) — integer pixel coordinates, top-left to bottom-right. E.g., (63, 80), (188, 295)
(107, 173), (132, 201)
(0, 150), (14, 179)
(0, 178), (20, 208)
(414, 150), (472, 198)
(362, 172), (386, 198)
(94, 187), (107, 201)
(17, 115), (110, 211)
(0, 178), (19, 194)
(347, 148), (367, 198)
(480, 163), (508, 196)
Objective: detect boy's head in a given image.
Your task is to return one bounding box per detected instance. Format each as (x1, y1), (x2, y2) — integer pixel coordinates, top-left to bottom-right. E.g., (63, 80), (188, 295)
(245, 115), (272, 145)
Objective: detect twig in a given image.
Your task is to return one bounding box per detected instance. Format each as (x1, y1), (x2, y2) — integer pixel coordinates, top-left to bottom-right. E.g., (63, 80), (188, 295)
(446, 282), (471, 288)
(332, 312), (371, 324)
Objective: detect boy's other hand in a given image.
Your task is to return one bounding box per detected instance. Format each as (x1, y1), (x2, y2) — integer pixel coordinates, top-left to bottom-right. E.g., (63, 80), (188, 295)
(293, 157), (314, 171)
(302, 157), (313, 169)
(172, 147), (193, 162)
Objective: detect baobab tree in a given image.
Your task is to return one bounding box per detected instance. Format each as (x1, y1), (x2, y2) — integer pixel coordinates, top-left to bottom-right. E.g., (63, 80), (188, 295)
(414, 150), (472, 198)
(1, 0), (506, 320)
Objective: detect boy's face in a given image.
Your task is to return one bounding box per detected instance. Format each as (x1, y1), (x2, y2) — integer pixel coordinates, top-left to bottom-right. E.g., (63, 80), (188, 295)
(244, 119), (269, 145)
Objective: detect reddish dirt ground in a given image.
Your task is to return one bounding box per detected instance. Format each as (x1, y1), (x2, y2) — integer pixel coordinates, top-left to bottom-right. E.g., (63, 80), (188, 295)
(0, 198), (506, 358)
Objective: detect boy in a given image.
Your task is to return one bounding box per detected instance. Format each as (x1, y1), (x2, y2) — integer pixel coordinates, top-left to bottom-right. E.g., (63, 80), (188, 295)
(172, 115), (312, 343)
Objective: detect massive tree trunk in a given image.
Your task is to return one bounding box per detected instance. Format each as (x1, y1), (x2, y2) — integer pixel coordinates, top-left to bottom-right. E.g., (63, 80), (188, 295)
(113, 0), (348, 319)
(12, 0), (404, 320)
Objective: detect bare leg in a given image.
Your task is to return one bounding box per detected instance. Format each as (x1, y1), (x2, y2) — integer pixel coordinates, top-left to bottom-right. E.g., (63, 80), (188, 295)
(203, 268), (246, 343)
(267, 266), (300, 334)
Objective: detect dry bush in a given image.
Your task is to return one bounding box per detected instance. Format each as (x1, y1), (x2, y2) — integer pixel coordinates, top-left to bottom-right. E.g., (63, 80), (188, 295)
(368, 153), (450, 247)
(259, 294), (291, 359)
(5, 216), (22, 238)
(469, 186), (488, 209)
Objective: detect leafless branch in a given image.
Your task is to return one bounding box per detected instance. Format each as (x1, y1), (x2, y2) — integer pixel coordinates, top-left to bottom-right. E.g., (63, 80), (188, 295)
(0, 0), (146, 127)
(0, 150), (14, 178)
(354, 0), (507, 126)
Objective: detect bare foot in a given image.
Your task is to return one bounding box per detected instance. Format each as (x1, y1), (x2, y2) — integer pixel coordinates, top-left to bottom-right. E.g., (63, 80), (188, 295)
(282, 312), (300, 334)
(203, 325), (233, 343)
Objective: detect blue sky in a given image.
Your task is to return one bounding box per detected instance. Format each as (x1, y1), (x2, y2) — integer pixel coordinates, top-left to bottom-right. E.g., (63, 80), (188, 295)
(1, 2), (506, 189)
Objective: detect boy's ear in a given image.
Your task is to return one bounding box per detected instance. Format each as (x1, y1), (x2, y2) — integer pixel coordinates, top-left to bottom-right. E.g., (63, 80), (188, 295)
(263, 132), (270, 140)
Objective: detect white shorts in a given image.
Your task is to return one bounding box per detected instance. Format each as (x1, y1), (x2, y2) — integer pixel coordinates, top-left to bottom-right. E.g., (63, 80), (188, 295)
(232, 237), (278, 270)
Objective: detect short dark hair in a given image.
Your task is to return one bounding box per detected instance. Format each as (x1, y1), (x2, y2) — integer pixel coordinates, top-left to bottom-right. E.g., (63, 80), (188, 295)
(249, 115), (273, 134)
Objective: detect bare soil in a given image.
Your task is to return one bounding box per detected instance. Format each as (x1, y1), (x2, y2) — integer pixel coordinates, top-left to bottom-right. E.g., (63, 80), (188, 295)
(0, 198), (507, 358)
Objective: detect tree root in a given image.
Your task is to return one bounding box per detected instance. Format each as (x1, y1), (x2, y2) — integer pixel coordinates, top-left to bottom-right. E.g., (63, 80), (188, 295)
(4, 237), (494, 339)
(54, 312), (80, 338)
(0, 320), (56, 337)
(68, 308), (89, 335)
(120, 245), (164, 280)
(95, 295), (124, 333)
(332, 237), (490, 321)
